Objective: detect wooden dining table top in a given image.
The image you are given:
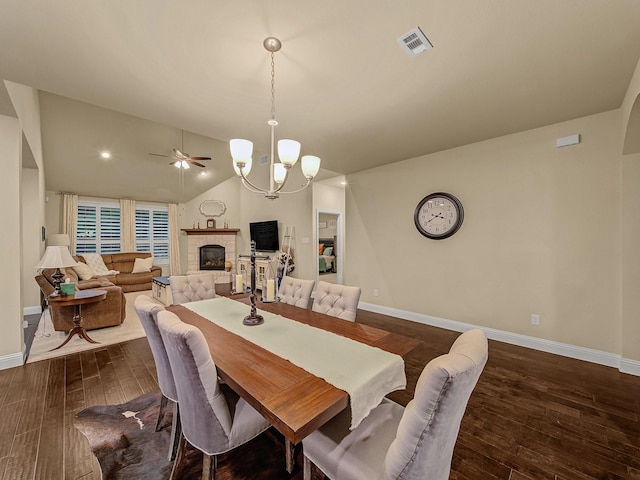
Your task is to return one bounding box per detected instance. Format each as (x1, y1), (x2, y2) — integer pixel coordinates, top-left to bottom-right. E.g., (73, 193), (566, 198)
(166, 286), (421, 445)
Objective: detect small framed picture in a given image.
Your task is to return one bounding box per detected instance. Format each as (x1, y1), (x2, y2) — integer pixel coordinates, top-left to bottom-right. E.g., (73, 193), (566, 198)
(318, 221), (327, 229)
(206, 218), (216, 228)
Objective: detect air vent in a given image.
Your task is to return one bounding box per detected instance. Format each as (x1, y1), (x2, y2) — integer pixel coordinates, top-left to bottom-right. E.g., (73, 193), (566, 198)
(397, 27), (433, 57)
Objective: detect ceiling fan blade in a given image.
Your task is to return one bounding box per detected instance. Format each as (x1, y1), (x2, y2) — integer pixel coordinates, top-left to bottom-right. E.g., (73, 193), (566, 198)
(149, 153), (171, 158)
(173, 148), (188, 159)
(190, 161), (207, 168)
(189, 156), (211, 160)
(169, 160), (179, 166)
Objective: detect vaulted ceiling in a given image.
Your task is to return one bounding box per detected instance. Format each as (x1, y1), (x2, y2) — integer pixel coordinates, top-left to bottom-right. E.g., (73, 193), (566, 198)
(1, 1), (640, 202)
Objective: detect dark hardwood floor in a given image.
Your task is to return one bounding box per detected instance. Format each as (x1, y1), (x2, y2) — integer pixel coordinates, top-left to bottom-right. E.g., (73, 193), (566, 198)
(2, 309), (640, 479)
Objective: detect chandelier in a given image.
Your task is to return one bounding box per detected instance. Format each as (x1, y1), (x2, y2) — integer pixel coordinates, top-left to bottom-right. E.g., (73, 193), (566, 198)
(230, 37), (321, 200)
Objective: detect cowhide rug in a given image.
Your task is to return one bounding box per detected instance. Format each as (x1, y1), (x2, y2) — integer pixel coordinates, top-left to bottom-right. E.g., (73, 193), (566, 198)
(74, 392), (288, 480)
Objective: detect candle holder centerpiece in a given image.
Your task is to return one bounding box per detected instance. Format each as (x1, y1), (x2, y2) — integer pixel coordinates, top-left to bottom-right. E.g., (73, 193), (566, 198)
(239, 241), (269, 326)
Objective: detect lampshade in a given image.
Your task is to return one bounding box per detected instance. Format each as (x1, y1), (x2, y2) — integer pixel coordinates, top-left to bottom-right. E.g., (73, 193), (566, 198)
(36, 246), (77, 270)
(233, 156), (253, 176)
(48, 233), (70, 246)
(277, 139), (301, 166)
(230, 139), (254, 163)
(273, 163), (287, 184)
(301, 155), (321, 179)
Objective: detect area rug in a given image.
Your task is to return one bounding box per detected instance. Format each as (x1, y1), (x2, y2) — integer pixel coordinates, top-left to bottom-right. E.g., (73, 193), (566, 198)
(75, 393), (289, 480)
(27, 291), (152, 363)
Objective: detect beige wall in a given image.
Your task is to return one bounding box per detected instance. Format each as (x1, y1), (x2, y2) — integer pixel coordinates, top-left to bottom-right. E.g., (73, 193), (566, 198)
(179, 176), (241, 274)
(183, 163), (316, 280)
(622, 153), (640, 361)
(1, 81), (45, 367)
(0, 114), (23, 363)
(347, 110), (624, 355)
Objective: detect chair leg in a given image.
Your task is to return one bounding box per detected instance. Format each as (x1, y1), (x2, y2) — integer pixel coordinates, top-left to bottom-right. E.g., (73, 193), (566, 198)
(156, 394), (169, 432)
(203, 454), (217, 480)
(168, 431), (186, 480)
(285, 438), (295, 474)
(303, 455), (312, 480)
(168, 402), (182, 462)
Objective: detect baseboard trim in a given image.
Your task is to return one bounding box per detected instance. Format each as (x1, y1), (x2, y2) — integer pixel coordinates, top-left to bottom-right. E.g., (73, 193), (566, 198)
(0, 352), (24, 370)
(358, 301), (634, 376)
(23, 305), (42, 316)
(619, 358), (640, 376)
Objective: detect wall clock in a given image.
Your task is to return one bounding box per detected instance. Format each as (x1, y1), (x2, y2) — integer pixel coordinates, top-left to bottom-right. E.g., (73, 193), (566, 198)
(414, 192), (464, 240)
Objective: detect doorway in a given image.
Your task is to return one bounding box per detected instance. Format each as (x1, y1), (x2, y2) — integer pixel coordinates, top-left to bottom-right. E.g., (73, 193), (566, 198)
(316, 210), (342, 286)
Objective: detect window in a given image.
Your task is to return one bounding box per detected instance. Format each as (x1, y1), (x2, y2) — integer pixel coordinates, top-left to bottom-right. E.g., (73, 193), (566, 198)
(135, 205), (169, 265)
(76, 201), (121, 254)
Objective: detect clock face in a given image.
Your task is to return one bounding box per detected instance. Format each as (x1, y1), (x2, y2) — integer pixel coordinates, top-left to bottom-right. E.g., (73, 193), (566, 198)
(414, 192), (464, 239)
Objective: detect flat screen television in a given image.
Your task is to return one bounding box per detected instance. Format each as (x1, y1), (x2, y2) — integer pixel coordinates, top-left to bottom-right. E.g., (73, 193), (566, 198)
(249, 220), (280, 251)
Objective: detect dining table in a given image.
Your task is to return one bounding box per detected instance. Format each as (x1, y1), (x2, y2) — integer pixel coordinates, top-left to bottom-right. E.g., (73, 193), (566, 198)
(166, 284), (420, 472)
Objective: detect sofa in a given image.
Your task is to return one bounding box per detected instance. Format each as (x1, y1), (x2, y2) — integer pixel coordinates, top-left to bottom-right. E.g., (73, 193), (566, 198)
(35, 252), (162, 332)
(76, 252), (162, 293)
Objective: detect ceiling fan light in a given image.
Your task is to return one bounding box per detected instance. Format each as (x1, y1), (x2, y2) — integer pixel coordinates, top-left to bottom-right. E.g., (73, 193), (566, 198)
(301, 155), (321, 178)
(182, 160), (190, 169)
(278, 139), (300, 166)
(233, 157), (252, 176)
(273, 163), (287, 184)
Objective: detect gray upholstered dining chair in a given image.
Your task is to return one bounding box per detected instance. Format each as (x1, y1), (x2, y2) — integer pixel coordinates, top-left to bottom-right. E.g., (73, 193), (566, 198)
(311, 280), (361, 321)
(302, 329), (488, 480)
(156, 310), (272, 480)
(133, 295), (181, 461)
(278, 276), (315, 308)
(169, 272), (216, 304)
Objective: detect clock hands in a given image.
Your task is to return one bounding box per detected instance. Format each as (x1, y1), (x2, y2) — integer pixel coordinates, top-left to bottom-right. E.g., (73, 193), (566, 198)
(427, 212), (446, 223)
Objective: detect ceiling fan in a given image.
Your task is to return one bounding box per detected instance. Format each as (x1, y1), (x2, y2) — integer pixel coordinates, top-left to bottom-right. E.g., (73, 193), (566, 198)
(149, 130), (211, 169)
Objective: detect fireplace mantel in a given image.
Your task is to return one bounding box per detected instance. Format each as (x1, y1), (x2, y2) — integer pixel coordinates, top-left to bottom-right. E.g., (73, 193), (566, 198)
(182, 228), (239, 235)
(184, 228), (238, 283)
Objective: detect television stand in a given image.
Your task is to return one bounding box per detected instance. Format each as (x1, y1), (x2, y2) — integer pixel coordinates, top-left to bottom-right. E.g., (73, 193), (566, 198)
(237, 253), (279, 291)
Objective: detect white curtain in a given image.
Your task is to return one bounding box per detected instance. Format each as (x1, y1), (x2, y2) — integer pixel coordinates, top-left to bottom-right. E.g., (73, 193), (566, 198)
(62, 193), (78, 254)
(169, 203), (181, 274)
(120, 199), (136, 252)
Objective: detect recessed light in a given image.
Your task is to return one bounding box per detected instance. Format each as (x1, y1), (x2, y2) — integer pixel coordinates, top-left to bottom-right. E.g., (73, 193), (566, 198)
(340, 181), (347, 186)
(100, 151), (111, 159)
(199, 171), (208, 176)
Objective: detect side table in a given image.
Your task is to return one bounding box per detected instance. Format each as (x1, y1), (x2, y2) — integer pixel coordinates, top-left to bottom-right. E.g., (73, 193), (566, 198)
(152, 276), (172, 305)
(47, 289), (107, 351)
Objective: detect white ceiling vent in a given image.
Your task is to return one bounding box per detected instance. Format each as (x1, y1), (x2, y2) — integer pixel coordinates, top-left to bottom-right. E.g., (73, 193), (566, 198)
(397, 27), (433, 57)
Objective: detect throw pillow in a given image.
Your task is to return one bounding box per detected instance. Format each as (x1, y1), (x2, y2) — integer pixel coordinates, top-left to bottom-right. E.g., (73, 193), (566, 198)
(318, 243), (324, 255)
(132, 256), (154, 273)
(323, 246), (333, 256)
(73, 262), (95, 280)
(83, 253), (111, 276)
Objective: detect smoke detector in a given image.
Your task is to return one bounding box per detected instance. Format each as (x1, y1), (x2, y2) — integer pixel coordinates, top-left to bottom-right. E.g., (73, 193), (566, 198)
(397, 27), (433, 57)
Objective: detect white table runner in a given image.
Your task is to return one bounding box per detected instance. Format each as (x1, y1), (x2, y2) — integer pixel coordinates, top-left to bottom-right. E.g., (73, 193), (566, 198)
(183, 296), (406, 429)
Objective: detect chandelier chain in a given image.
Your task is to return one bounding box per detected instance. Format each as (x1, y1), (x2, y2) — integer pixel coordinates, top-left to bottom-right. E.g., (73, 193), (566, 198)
(270, 51), (276, 121)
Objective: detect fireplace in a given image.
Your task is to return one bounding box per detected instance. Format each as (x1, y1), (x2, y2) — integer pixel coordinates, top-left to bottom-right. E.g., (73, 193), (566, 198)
(199, 244), (225, 271)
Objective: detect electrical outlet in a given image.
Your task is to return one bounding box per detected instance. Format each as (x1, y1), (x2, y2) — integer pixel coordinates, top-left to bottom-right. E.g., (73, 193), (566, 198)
(373, 289), (379, 297)
(531, 314), (540, 326)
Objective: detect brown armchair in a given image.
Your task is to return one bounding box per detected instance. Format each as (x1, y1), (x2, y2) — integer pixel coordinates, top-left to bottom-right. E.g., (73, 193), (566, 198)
(35, 267), (126, 331)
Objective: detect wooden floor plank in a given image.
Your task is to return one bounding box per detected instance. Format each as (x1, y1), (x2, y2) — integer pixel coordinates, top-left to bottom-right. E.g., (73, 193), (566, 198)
(3, 306), (640, 480)
(34, 357), (66, 480)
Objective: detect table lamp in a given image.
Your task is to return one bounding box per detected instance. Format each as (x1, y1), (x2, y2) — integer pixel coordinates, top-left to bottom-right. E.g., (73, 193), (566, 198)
(36, 234), (77, 297)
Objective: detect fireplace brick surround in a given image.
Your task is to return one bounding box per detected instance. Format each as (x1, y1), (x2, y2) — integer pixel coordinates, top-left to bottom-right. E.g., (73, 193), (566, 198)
(182, 228), (239, 284)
